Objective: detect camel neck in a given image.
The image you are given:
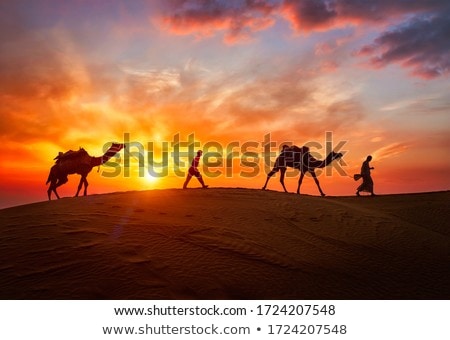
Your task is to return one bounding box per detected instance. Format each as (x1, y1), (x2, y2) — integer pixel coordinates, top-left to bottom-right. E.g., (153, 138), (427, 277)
(99, 143), (125, 165)
(323, 152), (336, 166)
(308, 152), (337, 169)
(92, 157), (103, 167)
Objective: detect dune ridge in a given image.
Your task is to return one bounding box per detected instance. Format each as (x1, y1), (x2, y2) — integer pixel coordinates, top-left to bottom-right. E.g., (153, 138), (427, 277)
(0, 188), (449, 299)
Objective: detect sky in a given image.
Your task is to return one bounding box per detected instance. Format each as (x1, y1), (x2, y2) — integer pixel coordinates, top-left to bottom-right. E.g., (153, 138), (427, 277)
(0, 0), (449, 208)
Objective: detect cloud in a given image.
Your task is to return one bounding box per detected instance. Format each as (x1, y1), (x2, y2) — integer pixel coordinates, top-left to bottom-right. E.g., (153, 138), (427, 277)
(315, 42), (337, 56)
(157, 0), (278, 44)
(332, 0), (445, 22)
(281, 0), (447, 31)
(106, 52), (368, 146)
(380, 93), (450, 115)
(221, 77), (368, 142)
(156, 1), (450, 78)
(281, 0), (337, 32)
(0, 19), (127, 152)
(356, 11), (450, 79)
(157, 0), (449, 38)
(121, 67), (182, 94)
(282, 1), (450, 78)
(371, 142), (410, 162)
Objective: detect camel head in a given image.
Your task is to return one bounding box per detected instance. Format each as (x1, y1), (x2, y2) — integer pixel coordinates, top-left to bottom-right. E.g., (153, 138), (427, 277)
(333, 151), (343, 159)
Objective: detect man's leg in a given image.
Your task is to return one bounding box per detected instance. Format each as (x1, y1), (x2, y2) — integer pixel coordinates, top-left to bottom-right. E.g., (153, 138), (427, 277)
(197, 175), (208, 188)
(183, 174), (192, 189)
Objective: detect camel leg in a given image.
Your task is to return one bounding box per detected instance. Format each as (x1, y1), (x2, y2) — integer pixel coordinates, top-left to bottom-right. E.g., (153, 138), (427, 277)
(54, 177), (67, 199)
(48, 180), (57, 200)
(262, 167), (279, 190)
(297, 172), (305, 194)
(52, 186), (61, 200)
(310, 171), (325, 197)
(48, 178), (65, 200)
(75, 176), (89, 197)
(75, 176), (84, 197)
(83, 177), (89, 196)
(279, 168), (288, 193)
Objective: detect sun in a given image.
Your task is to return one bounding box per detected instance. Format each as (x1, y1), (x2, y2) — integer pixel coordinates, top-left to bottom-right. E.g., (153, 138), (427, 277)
(144, 172), (159, 183)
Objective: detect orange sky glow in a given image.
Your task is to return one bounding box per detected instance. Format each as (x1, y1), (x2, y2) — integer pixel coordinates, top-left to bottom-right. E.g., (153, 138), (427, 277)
(1, 0), (449, 208)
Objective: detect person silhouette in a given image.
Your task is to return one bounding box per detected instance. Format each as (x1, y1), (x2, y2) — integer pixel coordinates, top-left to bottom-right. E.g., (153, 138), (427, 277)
(356, 155), (375, 196)
(183, 150), (208, 189)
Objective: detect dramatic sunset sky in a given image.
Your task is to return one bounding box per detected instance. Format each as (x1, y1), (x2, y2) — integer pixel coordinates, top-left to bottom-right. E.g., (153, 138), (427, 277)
(1, 0), (449, 208)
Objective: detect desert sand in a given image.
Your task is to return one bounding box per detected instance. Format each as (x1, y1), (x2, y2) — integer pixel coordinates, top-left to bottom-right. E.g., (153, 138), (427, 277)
(0, 188), (448, 299)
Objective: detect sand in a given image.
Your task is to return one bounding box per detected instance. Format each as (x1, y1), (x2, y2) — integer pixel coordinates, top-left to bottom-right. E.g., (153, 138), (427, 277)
(0, 188), (449, 299)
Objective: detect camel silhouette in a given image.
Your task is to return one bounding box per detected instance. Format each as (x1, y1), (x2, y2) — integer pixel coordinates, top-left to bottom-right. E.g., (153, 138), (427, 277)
(262, 145), (343, 196)
(46, 143), (125, 200)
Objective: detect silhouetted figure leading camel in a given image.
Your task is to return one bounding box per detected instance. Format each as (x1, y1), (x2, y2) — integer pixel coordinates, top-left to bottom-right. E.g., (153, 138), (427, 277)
(46, 143), (125, 200)
(262, 145), (343, 196)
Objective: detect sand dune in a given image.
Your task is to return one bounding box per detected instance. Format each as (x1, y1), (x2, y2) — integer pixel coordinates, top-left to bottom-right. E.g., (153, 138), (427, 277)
(0, 188), (449, 299)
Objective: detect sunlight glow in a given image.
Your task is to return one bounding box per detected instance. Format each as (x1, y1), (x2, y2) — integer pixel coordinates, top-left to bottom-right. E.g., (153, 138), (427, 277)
(144, 171), (159, 183)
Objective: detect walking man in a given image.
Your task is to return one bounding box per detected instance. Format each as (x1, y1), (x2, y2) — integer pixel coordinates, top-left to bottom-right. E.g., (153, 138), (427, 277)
(356, 155), (375, 196)
(183, 150), (208, 189)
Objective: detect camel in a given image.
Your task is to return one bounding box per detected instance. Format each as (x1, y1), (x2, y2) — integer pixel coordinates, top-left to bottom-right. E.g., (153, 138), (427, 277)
(46, 143), (125, 200)
(262, 145), (343, 196)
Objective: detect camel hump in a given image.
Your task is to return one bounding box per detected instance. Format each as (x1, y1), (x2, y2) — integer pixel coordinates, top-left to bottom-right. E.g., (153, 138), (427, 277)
(288, 145), (301, 153)
(284, 145), (309, 160)
(54, 148), (88, 163)
(288, 145), (309, 153)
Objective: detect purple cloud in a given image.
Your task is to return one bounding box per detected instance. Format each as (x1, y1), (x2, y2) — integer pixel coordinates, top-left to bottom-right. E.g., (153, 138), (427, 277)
(158, 0), (278, 43)
(357, 10), (450, 78)
(157, 0), (450, 78)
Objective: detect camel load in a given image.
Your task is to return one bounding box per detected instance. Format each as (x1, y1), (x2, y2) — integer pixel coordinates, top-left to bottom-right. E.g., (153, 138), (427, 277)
(53, 149), (88, 162)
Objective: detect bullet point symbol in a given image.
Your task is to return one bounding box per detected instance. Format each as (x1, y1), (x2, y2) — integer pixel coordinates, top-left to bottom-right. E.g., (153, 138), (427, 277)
(257, 327), (261, 331)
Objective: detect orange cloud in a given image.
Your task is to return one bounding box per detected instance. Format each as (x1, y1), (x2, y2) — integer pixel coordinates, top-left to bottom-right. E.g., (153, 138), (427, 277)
(371, 143), (410, 162)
